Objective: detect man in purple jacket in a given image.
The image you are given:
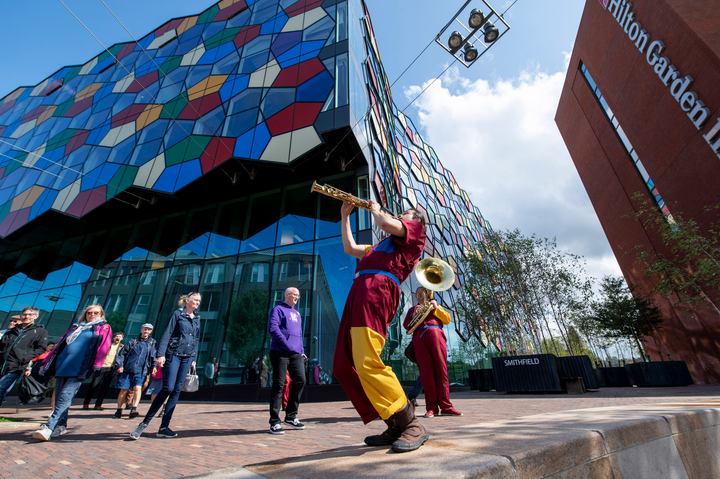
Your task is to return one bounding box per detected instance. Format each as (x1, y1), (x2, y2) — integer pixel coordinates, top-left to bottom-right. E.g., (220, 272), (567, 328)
(268, 287), (307, 435)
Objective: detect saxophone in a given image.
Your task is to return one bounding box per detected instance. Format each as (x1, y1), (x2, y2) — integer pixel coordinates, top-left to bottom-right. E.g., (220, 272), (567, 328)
(311, 181), (371, 211)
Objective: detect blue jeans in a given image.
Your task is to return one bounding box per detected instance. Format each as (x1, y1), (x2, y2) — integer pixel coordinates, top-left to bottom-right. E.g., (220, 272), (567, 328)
(408, 376), (423, 400)
(0, 371), (21, 406)
(143, 355), (192, 429)
(46, 377), (83, 431)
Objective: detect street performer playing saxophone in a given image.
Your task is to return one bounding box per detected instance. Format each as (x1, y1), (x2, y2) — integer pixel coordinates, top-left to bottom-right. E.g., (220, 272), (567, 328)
(403, 287), (463, 418)
(333, 199), (428, 453)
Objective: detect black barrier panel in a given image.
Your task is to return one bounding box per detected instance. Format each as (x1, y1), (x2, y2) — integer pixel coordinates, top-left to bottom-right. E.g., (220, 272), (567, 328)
(593, 368), (606, 388)
(468, 369), (495, 391)
(624, 361), (694, 387)
(594, 367), (632, 387)
(492, 354), (563, 393)
(558, 355), (598, 389)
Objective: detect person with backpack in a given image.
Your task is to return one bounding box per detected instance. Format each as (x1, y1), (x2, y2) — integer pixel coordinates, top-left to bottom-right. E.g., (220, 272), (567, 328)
(0, 307), (47, 407)
(113, 324), (157, 419)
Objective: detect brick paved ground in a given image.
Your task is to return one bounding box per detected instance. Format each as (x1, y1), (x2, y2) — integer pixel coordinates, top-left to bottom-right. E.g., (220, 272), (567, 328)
(2, 385), (720, 479)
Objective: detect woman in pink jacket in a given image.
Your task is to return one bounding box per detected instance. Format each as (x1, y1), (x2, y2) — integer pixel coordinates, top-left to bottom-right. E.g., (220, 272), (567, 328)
(33, 304), (112, 441)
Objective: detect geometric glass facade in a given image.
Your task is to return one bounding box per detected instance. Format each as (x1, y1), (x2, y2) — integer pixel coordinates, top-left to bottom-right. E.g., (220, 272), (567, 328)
(0, 0), (496, 391)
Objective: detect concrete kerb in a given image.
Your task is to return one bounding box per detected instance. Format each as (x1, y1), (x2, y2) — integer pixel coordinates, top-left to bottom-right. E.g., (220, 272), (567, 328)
(184, 405), (720, 479)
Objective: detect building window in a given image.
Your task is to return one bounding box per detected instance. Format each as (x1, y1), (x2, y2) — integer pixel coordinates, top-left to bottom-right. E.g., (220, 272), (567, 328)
(199, 292), (222, 312)
(106, 294), (127, 312)
(298, 261), (312, 281)
(140, 270), (156, 285)
(579, 62), (671, 217)
(177, 265), (201, 285)
(279, 261), (288, 281)
(251, 263), (269, 282)
(204, 263), (225, 284)
(115, 267), (137, 286)
(131, 294), (151, 315)
(273, 290), (284, 303)
(84, 295), (103, 308)
(297, 293), (310, 319)
(95, 268), (114, 286)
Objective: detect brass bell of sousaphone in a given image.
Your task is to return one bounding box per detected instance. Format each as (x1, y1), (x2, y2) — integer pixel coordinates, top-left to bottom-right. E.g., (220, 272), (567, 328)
(407, 258), (456, 335)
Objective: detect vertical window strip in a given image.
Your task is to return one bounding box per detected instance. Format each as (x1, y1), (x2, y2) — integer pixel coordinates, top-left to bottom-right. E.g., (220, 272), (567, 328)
(579, 63), (671, 217)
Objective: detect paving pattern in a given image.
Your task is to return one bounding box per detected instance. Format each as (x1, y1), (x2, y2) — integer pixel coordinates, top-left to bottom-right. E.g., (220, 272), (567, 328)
(2, 385), (720, 478)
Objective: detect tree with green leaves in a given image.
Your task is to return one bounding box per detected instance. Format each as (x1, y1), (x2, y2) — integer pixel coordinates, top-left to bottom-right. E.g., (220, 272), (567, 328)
(105, 310), (127, 335)
(458, 229), (592, 357)
(588, 275), (664, 361)
(632, 192), (720, 317)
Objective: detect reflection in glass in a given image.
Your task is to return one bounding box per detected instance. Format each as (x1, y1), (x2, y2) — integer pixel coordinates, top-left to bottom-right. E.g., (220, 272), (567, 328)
(310, 237), (352, 381)
(315, 173), (355, 239)
(335, 53), (349, 107)
(176, 206), (216, 263)
(241, 190), (280, 253)
(196, 258), (237, 386)
(276, 182), (316, 246)
(222, 254), (272, 385)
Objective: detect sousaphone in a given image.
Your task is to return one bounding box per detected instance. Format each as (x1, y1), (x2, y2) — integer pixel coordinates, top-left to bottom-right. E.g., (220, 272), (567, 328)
(407, 258), (455, 335)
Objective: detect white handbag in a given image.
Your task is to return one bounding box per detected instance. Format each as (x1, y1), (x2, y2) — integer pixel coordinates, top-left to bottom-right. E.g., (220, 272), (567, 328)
(181, 365), (199, 392)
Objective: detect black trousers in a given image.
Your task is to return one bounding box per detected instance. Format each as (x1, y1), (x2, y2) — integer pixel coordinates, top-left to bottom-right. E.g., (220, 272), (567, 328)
(83, 367), (115, 407)
(269, 350), (305, 425)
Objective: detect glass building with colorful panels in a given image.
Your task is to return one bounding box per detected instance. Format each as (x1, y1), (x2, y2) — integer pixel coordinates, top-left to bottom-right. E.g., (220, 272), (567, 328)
(0, 0), (493, 391)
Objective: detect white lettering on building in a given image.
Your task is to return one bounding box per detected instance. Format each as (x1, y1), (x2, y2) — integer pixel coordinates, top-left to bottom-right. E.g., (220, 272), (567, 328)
(504, 358), (540, 367)
(606, 0), (711, 131)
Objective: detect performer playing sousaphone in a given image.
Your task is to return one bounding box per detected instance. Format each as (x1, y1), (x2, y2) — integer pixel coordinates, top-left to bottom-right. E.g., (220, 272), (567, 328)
(403, 267), (463, 418)
(332, 195), (429, 453)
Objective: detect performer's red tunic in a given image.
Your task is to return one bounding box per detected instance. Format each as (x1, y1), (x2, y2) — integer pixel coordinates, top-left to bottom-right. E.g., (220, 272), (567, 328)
(403, 306), (454, 414)
(333, 220), (426, 424)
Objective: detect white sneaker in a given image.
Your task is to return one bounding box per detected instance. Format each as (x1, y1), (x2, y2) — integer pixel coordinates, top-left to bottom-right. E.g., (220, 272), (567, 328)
(51, 426), (67, 437)
(130, 422), (148, 440)
(269, 423), (285, 435)
(33, 425), (52, 442)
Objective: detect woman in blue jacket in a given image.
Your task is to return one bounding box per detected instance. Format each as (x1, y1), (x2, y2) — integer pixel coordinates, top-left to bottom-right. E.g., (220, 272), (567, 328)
(130, 292), (200, 439)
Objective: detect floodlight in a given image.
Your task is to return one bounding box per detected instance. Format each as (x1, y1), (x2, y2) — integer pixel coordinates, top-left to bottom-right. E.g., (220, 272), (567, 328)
(463, 43), (478, 62)
(448, 31), (463, 50)
(468, 9), (485, 29)
(483, 22), (499, 43)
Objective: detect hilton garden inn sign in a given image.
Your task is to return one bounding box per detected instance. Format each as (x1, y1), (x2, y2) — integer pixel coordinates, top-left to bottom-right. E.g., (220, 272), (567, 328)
(601, 0), (720, 158)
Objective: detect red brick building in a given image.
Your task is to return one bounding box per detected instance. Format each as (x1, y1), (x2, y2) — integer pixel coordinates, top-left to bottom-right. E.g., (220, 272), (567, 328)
(556, 0), (720, 383)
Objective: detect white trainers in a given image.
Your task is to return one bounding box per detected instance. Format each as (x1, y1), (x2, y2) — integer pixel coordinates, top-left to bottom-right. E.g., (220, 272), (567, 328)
(269, 423), (285, 435)
(283, 418), (305, 430)
(51, 426), (68, 437)
(130, 422), (148, 440)
(33, 425), (52, 442)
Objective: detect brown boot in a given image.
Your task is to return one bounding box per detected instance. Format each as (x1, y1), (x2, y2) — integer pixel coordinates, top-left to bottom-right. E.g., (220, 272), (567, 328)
(391, 400), (429, 453)
(364, 416), (401, 446)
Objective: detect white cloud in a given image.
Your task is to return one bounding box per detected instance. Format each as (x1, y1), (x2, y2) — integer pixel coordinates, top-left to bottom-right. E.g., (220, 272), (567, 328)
(405, 63), (622, 282)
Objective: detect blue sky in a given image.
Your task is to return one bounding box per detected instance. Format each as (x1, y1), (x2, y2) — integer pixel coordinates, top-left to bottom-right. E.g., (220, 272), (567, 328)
(0, 0), (621, 282)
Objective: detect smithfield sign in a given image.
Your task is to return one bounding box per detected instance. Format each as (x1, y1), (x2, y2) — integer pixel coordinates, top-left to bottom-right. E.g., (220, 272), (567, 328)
(503, 358), (540, 366)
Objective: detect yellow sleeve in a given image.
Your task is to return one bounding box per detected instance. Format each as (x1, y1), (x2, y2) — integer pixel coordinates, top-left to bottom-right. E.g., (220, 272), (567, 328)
(434, 306), (451, 325)
(363, 245), (372, 255)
